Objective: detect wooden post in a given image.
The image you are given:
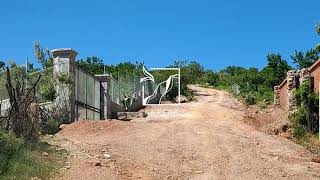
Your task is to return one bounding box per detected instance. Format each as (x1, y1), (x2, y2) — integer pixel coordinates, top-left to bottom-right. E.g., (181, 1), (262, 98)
(30, 103), (40, 138)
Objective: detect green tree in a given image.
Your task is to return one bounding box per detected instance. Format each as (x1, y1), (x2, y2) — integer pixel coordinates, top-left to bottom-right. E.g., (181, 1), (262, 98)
(77, 57), (144, 78)
(77, 56), (105, 74)
(185, 61), (205, 84)
(0, 60), (5, 71)
(221, 66), (246, 76)
(169, 60), (204, 98)
(27, 62), (40, 73)
(291, 49), (319, 69)
(203, 70), (219, 86)
(34, 41), (53, 69)
(262, 53), (291, 89)
(246, 67), (264, 91)
(316, 23), (320, 52)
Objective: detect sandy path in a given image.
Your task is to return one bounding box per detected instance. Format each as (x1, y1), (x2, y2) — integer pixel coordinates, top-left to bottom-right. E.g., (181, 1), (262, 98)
(51, 85), (320, 180)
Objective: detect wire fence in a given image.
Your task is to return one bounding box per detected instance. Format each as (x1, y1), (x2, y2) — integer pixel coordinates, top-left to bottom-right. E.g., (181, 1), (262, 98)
(110, 73), (143, 105)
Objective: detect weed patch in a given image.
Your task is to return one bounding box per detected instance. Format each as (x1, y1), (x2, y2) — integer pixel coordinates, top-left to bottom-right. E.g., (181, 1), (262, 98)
(0, 131), (67, 180)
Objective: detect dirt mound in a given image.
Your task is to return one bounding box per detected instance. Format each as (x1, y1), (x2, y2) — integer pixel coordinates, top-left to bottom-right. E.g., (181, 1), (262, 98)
(243, 106), (293, 138)
(58, 121), (129, 138)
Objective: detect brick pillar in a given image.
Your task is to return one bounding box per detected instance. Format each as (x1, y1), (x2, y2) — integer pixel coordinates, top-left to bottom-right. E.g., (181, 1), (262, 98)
(51, 48), (78, 123)
(95, 74), (112, 119)
(287, 70), (298, 112)
(274, 86), (280, 107)
(299, 68), (311, 84)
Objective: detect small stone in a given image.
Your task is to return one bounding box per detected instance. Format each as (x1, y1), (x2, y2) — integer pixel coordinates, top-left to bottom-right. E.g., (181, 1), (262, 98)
(195, 170), (203, 174)
(31, 177), (41, 180)
(59, 124), (66, 129)
(104, 154), (111, 159)
(42, 152), (49, 156)
(95, 162), (102, 167)
(312, 157), (320, 163)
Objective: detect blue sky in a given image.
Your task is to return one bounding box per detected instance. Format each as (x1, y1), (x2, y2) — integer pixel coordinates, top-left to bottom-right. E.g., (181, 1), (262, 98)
(0, 0), (319, 70)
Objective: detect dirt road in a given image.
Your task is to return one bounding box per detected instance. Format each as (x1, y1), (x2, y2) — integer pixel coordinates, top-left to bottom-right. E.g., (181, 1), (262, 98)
(52, 86), (320, 180)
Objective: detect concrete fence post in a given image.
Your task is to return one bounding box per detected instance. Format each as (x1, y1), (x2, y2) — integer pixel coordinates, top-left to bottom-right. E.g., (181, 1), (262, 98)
(95, 74), (112, 119)
(51, 48), (78, 123)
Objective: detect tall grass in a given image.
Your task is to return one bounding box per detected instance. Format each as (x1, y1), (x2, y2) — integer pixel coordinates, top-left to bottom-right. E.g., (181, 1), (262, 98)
(0, 131), (66, 180)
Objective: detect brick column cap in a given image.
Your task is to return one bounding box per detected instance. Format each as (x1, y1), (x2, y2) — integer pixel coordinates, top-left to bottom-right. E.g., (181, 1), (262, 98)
(51, 48), (78, 58)
(95, 74), (113, 82)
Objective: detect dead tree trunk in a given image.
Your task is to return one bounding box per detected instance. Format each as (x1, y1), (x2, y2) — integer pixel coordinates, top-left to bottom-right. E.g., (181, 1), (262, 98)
(4, 67), (42, 140)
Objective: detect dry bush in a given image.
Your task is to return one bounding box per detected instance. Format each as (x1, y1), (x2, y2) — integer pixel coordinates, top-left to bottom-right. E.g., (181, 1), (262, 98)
(0, 68), (41, 140)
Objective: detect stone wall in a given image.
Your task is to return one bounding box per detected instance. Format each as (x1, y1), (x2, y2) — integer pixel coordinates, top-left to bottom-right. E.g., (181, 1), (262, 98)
(274, 68), (312, 112)
(274, 86), (280, 107)
(286, 70), (298, 112)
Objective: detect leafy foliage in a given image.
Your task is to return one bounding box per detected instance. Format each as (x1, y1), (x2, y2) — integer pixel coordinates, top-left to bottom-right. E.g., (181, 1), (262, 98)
(291, 49), (320, 69)
(202, 70), (219, 86)
(0, 131), (24, 174)
(0, 61), (4, 71)
(77, 57), (144, 78)
(262, 53), (292, 89)
(205, 53), (291, 105)
(290, 81), (319, 137)
(77, 57), (105, 74)
(0, 130), (66, 179)
(34, 41), (53, 69)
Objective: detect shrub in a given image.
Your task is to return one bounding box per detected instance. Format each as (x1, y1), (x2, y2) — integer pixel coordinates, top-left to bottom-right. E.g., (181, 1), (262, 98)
(293, 124), (307, 139)
(0, 131), (24, 174)
(202, 70), (219, 86)
(289, 108), (308, 139)
(186, 90), (195, 101)
(293, 81), (319, 134)
(40, 85), (56, 102)
(0, 130), (66, 179)
(40, 118), (60, 135)
(290, 108), (308, 126)
(243, 92), (256, 105)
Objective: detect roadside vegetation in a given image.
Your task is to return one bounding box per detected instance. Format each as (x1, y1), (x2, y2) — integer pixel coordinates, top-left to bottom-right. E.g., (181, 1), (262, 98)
(0, 43), (68, 179)
(0, 131), (66, 180)
(289, 81), (320, 154)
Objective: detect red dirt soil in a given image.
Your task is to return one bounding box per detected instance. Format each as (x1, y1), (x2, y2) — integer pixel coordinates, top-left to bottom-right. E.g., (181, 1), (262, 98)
(49, 85), (320, 180)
